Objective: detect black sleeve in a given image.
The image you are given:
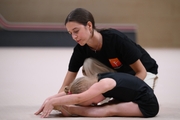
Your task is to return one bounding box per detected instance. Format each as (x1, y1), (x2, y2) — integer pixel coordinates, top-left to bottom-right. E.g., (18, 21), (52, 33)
(113, 29), (158, 74)
(115, 31), (142, 64)
(68, 45), (87, 72)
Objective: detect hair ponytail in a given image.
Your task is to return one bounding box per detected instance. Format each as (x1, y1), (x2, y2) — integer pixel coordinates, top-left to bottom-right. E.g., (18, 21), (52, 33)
(64, 86), (71, 94)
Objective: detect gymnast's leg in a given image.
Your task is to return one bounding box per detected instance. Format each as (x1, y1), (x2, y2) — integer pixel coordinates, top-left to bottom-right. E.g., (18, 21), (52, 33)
(55, 102), (143, 117)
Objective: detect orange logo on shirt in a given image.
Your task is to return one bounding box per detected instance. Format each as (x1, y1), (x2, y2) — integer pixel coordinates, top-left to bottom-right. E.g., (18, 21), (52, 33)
(109, 58), (122, 69)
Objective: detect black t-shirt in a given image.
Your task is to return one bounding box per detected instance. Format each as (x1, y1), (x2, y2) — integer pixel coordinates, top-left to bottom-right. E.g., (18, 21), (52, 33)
(98, 72), (154, 102)
(68, 28), (158, 75)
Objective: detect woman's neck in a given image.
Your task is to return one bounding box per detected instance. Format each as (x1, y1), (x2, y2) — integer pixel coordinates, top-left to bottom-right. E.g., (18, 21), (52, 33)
(87, 30), (102, 52)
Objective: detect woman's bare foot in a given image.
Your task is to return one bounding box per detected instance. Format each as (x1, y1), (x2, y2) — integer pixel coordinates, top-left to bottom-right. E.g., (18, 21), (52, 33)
(54, 105), (72, 117)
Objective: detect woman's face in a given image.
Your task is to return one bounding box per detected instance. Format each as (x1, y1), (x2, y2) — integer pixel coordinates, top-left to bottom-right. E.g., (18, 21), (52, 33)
(65, 21), (92, 46)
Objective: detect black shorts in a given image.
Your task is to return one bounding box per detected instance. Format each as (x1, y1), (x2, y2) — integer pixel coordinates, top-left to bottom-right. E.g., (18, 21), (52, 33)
(137, 95), (159, 117)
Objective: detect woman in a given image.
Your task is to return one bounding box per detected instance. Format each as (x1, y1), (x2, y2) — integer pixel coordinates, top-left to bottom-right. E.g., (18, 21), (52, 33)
(35, 72), (159, 118)
(60, 7), (158, 92)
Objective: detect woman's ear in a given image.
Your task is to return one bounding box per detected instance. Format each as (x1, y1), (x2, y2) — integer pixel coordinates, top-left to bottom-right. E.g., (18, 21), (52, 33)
(87, 21), (92, 30)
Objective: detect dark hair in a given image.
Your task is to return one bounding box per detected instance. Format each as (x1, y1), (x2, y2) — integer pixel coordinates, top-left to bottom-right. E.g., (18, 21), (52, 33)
(65, 8), (96, 29)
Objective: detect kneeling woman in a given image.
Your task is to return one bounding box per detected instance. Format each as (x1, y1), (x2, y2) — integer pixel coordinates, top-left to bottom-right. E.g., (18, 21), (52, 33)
(39, 72), (159, 118)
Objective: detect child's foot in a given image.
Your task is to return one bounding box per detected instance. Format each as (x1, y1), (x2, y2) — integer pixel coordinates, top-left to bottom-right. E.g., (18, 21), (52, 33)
(54, 105), (72, 117)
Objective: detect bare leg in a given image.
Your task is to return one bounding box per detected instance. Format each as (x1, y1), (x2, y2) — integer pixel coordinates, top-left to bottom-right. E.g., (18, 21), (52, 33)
(56, 102), (143, 117)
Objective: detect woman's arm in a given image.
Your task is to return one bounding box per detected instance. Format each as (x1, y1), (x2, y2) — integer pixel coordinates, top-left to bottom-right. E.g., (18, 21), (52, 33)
(130, 59), (147, 80)
(58, 71), (77, 93)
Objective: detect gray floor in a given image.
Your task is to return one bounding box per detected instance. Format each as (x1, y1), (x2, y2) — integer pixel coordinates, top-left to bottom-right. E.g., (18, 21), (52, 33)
(0, 48), (180, 120)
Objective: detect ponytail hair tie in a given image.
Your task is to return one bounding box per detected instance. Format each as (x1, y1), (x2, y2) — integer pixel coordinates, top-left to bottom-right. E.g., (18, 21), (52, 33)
(64, 86), (70, 94)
